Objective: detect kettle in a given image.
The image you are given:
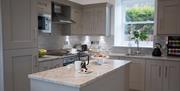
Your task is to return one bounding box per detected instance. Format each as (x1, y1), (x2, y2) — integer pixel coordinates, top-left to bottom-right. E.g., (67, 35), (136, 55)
(152, 43), (162, 56)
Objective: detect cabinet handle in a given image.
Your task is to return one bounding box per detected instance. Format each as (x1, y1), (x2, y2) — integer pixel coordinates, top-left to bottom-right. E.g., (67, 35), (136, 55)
(159, 66), (161, 78)
(165, 66), (168, 78)
(34, 56), (39, 67)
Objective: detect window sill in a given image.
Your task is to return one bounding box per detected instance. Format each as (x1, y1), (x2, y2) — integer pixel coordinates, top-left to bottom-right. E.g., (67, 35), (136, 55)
(114, 41), (153, 48)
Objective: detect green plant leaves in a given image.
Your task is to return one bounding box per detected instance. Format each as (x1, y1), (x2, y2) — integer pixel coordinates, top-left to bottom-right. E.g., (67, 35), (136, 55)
(131, 30), (148, 41)
(126, 6), (154, 22)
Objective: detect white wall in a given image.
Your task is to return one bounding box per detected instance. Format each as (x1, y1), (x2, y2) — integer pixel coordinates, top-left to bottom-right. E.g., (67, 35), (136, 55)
(0, 0), (4, 91)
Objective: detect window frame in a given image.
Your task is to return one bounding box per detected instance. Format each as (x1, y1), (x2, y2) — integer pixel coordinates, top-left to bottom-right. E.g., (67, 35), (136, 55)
(114, 0), (155, 48)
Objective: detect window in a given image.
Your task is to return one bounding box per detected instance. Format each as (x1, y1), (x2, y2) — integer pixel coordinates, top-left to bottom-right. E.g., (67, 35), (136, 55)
(114, 0), (155, 48)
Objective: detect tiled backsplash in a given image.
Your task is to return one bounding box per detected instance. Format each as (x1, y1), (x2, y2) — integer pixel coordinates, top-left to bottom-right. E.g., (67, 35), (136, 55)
(38, 24), (175, 55)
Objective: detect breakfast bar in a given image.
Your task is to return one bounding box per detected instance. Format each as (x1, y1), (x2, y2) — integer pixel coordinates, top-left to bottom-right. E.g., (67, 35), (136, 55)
(28, 59), (130, 91)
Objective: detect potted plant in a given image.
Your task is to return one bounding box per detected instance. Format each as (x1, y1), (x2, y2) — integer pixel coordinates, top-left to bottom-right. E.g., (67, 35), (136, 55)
(130, 27), (148, 54)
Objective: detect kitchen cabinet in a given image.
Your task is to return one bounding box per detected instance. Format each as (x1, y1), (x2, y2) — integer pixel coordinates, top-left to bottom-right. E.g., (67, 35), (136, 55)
(119, 57), (145, 91)
(111, 56), (145, 91)
(70, 7), (83, 35)
(145, 60), (164, 91)
(37, 0), (51, 14)
(145, 60), (180, 91)
(62, 6), (83, 35)
(2, 0), (38, 50)
(82, 3), (111, 36)
(39, 58), (63, 72)
(3, 49), (38, 91)
(163, 61), (180, 91)
(1, 0), (38, 91)
(110, 55), (180, 91)
(157, 0), (180, 35)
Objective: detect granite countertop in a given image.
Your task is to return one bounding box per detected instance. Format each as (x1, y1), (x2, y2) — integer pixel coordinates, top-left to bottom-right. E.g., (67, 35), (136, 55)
(38, 55), (76, 62)
(109, 53), (180, 61)
(29, 59), (130, 88)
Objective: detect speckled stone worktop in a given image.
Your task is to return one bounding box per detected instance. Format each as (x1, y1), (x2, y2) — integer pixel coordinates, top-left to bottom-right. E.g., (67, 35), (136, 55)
(109, 53), (180, 61)
(38, 55), (76, 62)
(28, 59), (130, 88)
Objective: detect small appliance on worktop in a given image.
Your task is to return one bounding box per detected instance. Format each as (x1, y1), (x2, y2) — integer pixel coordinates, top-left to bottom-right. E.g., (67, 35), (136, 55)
(152, 43), (162, 57)
(167, 36), (180, 57)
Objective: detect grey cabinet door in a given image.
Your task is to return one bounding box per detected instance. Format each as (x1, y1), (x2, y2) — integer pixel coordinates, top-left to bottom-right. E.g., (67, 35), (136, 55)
(2, 0), (38, 50)
(82, 3), (111, 36)
(39, 58), (64, 72)
(163, 61), (180, 91)
(39, 61), (52, 72)
(145, 60), (164, 91)
(128, 59), (145, 91)
(37, 0), (51, 14)
(71, 7), (83, 35)
(94, 7), (106, 35)
(82, 7), (94, 35)
(157, 0), (180, 35)
(118, 57), (145, 91)
(4, 49), (37, 91)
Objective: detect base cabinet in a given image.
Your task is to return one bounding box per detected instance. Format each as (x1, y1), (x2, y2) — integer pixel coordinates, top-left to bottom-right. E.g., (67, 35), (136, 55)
(38, 59), (63, 72)
(110, 55), (180, 91)
(4, 49), (38, 91)
(163, 61), (180, 91)
(118, 57), (145, 91)
(145, 60), (164, 91)
(145, 60), (180, 91)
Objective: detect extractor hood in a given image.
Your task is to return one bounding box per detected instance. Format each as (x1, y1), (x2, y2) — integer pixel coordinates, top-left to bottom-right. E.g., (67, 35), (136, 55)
(52, 2), (75, 24)
(52, 16), (75, 24)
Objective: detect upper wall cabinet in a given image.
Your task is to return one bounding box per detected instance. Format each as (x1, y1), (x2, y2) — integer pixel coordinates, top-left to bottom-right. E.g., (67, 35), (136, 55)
(2, 0), (38, 50)
(157, 0), (180, 35)
(37, 0), (51, 14)
(82, 3), (111, 36)
(61, 5), (83, 35)
(70, 7), (83, 35)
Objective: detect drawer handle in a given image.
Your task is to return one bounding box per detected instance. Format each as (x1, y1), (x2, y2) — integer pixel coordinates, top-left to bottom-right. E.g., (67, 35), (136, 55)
(159, 66), (161, 78)
(165, 66), (168, 78)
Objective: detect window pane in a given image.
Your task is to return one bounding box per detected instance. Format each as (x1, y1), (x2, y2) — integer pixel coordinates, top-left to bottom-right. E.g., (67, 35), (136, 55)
(126, 6), (155, 22)
(124, 24), (154, 41)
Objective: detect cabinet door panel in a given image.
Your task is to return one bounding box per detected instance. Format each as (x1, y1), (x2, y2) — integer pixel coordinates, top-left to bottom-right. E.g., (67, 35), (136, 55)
(157, 0), (180, 35)
(82, 8), (94, 35)
(163, 61), (180, 91)
(2, 0), (37, 49)
(39, 61), (51, 72)
(4, 49), (37, 91)
(129, 59), (145, 91)
(71, 8), (83, 35)
(94, 7), (106, 35)
(145, 60), (163, 91)
(82, 3), (110, 36)
(51, 59), (63, 68)
(118, 57), (145, 91)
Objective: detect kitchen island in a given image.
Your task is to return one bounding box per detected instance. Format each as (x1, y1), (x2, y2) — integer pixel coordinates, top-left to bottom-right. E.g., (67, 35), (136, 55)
(28, 59), (130, 91)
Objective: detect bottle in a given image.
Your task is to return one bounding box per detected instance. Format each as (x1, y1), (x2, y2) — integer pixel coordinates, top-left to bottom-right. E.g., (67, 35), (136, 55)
(128, 41), (132, 55)
(63, 41), (72, 49)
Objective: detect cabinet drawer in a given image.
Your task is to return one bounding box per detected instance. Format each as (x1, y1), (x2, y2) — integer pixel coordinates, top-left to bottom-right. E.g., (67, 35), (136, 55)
(39, 61), (51, 71)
